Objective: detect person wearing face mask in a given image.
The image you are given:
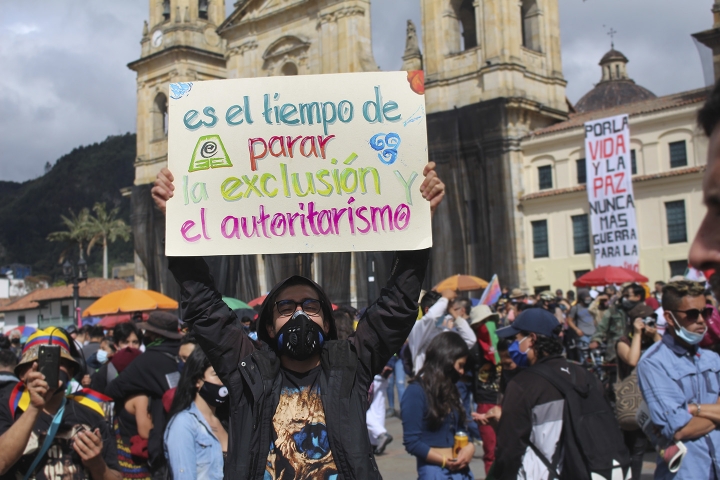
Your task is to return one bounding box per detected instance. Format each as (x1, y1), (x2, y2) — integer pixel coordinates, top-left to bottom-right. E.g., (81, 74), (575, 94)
(90, 322), (142, 395)
(86, 337), (116, 375)
(615, 303), (661, 480)
(637, 281), (720, 479)
(105, 312), (184, 478)
(151, 163), (445, 479)
(589, 283), (646, 363)
(401, 332), (475, 479)
(0, 328), (122, 480)
(165, 347), (228, 480)
(493, 309), (630, 479)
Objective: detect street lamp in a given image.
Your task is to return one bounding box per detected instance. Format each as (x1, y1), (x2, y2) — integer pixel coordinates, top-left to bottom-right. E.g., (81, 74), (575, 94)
(63, 258), (88, 328)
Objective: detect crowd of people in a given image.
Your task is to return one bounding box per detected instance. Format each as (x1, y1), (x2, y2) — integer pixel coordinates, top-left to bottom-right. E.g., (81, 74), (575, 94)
(1, 76), (720, 480)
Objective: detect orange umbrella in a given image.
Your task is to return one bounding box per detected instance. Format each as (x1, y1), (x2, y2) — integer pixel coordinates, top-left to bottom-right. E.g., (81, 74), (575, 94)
(434, 274), (488, 292)
(83, 288), (178, 317)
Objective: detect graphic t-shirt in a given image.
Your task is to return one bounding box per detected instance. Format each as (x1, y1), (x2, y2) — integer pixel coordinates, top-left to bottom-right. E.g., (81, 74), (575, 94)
(265, 366), (338, 480)
(0, 389), (119, 480)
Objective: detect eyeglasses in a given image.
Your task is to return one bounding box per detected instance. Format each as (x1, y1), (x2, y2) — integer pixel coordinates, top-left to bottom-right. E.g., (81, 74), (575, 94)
(275, 298), (322, 317)
(671, 307), (714, 322)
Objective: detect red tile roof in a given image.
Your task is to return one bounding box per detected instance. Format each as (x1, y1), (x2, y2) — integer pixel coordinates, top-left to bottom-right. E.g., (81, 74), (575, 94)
(527, 87), (711, 138)
(521, 166), (705, 201)
(0, 278), (130, 313)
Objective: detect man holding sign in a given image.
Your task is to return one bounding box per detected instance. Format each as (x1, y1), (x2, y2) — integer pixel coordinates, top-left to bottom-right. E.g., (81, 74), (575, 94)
(152, 158), (444, 479)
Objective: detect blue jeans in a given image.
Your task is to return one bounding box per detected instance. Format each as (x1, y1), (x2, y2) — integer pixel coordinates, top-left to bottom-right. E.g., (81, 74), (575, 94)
(386, 356), (406, 411)
(417, 464), (474, 480)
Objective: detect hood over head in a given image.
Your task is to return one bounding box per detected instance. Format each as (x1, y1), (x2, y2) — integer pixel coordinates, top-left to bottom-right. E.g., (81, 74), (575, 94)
(257, 275), (337, 350)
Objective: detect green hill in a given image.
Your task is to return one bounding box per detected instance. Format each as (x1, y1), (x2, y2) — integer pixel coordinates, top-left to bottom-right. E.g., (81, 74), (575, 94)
(0, 134), (136, 280)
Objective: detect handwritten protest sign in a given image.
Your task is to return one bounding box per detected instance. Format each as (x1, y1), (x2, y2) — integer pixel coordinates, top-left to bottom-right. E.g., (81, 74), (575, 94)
(165, 71), (432, 256)
(584, 114), (639, 271)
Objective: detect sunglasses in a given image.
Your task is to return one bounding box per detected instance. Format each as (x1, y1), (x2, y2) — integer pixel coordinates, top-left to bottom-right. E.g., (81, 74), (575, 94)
(671, 307), (714, 322)
(275, 298), (322, 317)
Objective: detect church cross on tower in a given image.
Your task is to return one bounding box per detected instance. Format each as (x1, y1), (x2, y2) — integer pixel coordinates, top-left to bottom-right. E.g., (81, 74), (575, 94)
(606, 27), (617, 48)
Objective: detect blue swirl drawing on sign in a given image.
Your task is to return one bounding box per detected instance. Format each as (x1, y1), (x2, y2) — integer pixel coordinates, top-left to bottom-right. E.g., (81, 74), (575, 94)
(369, 133), (401, 165)
(169, 82), (193, 100)
(403, 105), (425, 127)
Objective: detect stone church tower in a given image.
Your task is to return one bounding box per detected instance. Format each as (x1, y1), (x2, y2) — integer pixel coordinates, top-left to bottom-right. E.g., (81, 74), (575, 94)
(129, 0), (568, 299)
(419, 0), (568, 287)
(128, 0), (228, 294)
(128, 0), (383, 303)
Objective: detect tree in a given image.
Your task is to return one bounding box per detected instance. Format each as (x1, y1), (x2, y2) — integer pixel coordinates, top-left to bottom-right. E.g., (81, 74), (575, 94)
(87, 202), (132, 279)
(47, 208), (92, 262)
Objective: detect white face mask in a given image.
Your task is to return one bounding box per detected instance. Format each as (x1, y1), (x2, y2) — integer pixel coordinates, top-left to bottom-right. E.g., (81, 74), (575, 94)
(96, 349), (109, 364)
(669, 312), (707, 345)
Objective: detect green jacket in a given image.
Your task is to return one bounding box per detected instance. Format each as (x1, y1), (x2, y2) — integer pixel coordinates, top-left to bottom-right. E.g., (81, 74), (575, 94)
(590, 305), (628, 362)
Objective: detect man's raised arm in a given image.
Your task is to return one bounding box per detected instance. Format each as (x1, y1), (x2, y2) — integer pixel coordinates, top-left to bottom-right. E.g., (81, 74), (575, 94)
(352, 162), (445, 376)
(153, 168), (255, 382)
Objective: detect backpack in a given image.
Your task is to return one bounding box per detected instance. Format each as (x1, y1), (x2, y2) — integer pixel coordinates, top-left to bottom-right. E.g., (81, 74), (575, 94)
(527, 362), (631, 480)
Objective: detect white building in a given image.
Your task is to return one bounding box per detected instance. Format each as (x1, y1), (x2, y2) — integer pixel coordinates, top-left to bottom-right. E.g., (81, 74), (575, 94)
(0, 278), (130, 332)
(518, 48), (709, 293)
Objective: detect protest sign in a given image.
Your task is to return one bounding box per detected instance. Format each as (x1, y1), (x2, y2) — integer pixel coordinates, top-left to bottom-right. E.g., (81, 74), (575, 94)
(584, 114), (639, 271)
(165, 71), (432, 256)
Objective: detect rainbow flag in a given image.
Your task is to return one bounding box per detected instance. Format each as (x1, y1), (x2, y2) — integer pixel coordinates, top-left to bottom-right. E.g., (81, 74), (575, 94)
(479, 274), (502, 306)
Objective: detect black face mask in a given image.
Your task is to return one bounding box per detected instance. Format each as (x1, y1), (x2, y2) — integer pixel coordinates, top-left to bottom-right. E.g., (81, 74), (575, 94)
(621, 298), (639, 311)
(276, 311), (325, 361)
(143, 335), (155, 346)
(198, 381), (228, 406)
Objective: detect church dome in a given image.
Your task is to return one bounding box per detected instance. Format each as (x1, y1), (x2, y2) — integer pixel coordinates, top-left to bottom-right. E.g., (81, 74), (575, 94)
(599, 48), (628, 64)
(575, 48), (656, 113)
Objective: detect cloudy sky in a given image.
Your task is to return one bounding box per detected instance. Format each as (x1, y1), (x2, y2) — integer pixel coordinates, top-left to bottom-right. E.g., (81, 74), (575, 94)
(0, 0), (712, 182)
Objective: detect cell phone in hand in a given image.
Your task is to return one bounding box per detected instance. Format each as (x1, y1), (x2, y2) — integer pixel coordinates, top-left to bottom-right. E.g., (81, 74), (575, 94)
(38, 345), (61, 390)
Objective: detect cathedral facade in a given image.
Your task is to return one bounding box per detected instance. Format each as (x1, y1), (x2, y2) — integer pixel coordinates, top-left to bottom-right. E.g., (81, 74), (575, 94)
(128, 0), (571, 303)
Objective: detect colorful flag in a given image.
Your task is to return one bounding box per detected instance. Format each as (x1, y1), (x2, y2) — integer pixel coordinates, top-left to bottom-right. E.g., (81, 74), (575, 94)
(479, 274), (502, 306)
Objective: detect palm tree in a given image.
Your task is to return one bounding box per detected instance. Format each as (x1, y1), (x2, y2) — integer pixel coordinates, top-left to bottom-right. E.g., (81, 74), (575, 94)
(47, 208), (92, 262)
(87, 202), (132, 279)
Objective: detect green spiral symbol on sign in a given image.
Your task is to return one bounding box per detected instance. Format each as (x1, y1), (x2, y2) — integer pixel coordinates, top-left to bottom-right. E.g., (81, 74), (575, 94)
(189, 135), (232, 172)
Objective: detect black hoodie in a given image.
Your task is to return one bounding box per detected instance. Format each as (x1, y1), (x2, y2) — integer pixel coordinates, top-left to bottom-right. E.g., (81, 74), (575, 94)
(169, 248), (430, 479)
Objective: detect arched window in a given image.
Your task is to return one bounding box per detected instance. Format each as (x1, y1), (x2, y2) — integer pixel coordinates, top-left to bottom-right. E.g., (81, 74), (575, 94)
(152, 93), (168, 140)
(281, 63), (298, 76)
(448, 0), (477, 53)
(458, 0), (477, 50)
(615, 64), (620, 79)
(162, 0), (170, 21)
(521, 0), (541, 52)
(198, 0), (208, 20)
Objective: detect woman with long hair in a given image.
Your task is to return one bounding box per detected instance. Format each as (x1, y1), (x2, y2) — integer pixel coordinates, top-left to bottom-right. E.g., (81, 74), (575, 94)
(402, 331), (475, 479)
(164, 346), (228, 480)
